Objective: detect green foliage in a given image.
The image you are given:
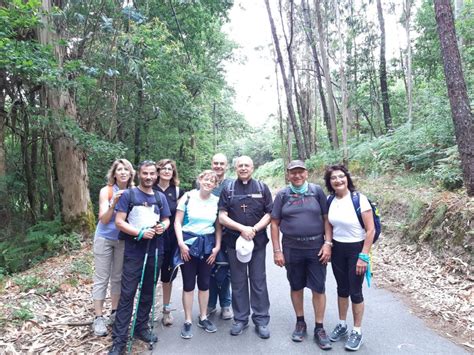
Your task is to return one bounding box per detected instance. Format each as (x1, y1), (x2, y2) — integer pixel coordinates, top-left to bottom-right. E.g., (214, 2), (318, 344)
(0, 220), (81, 274)
(70, 258), (93, 277)
(12, 275), (41, 292)
(12, 303), (33, 322)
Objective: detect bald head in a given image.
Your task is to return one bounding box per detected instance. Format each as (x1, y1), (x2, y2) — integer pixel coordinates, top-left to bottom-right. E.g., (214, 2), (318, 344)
(211, 153), (228, 181)
(235, 156), (254, 182)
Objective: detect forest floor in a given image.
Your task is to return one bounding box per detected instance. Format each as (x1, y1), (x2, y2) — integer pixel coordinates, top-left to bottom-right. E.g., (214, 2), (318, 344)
(0, 178), (473, 353)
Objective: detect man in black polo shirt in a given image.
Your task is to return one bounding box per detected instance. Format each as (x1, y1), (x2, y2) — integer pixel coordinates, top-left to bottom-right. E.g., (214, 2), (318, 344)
(218, 156), (273, 339)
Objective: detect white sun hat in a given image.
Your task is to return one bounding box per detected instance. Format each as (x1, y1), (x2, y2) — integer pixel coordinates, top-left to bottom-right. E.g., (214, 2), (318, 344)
(236, 236), (254, 263)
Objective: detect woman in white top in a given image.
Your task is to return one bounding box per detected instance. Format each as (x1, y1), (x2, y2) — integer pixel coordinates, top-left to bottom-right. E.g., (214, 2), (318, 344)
(324, 165), (375, 351)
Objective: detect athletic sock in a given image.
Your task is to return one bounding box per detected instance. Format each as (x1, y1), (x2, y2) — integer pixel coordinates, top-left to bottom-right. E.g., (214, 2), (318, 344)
(315, 322), (324, 330)
(296, 316), (305, 323)
(353, 327), (361, 334)
(339, 319), (347, 327)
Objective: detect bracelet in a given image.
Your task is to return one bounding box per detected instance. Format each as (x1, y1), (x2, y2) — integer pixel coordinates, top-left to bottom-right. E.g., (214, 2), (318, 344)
(273, 249), (282, 253)
(324, 241), (333, 247)
(358, 253), (369, 262)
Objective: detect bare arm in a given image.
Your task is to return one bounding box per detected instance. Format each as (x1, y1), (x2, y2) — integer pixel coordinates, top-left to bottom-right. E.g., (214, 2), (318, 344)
(270, 218), (285, 267)
(98, 186), (124, 224)
(318, 215), (332, 264)
(174, 210), (190, 261)
(356, 209), (375, 275)
(218, 210), (255, 240)
(207, 220), (222, 264)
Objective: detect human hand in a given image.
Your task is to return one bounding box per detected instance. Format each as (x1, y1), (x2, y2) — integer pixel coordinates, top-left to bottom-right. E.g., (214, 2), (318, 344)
(154, 222), (165, 235)
(356, 258), (368, 275)
(207, 247), (220, 265)
(179, 244), (191, 262)
(240, 226), (256, 240)
(273, 251), (285, 267)
(112, 190), (124, 207)
(318, 244), (332, 264)
(142, 228), (156, 240)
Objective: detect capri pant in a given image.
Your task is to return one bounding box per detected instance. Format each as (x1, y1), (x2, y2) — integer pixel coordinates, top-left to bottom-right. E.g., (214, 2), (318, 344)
(180, 256), (213, 292)
(331, 240), (365, 304)
(92, 236), (125, 300)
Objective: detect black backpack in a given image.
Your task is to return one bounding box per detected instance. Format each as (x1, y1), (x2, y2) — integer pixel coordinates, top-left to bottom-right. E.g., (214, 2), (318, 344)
(118, 187), (163, 240)
(226, 179), (265, 200)
(280, 183), (322, 206)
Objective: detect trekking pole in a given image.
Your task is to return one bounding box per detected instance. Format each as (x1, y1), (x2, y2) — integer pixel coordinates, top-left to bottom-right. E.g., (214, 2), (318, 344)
(127, 238), (152, 355)
(149, 245), (159, 350)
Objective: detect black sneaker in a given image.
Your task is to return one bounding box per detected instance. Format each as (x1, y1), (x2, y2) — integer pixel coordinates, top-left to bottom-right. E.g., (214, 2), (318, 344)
(291, 321), (307, 342)
(329, 323), (348, 342)
(108, 343), (125, 355)
(133, 328), (158, 343)
(230, 321), (249, 336)
(197, 317), (217, 333)
(314, 327), (332, 350)
(345, 330), (363, 351)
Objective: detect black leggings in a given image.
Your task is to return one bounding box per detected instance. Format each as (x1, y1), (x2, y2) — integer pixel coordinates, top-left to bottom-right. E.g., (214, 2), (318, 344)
(331, 240), (365, 304)
(180, 256), (213, 292)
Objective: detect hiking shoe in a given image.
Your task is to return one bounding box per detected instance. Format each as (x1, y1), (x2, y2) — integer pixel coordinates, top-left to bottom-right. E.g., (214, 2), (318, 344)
(255, 325), (270, 339)
(329, 323), (348, 342)
(93, 316), (108, 336)
(207, 306), (217, 317)
(221, 307), (233, 320)
(291, 321), (307, 342)
(162, 308), (174, 326)
(107, 312), (116, 326)
(345, 330), (363, 351)
(230, 321), (249, 336)
(314, 327), (332, 350)
(181, 322), (193, 339)
(108, 343), (125, 355)
(133, 328), (158, 343)
(197, 317), (217, 333)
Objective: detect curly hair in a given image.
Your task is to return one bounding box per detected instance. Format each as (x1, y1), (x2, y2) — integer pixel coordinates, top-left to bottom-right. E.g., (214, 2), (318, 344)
(324, 164), (356, 194)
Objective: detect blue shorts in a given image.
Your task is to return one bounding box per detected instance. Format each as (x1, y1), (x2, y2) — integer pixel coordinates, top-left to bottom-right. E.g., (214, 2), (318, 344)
(283, 247), (327, 293)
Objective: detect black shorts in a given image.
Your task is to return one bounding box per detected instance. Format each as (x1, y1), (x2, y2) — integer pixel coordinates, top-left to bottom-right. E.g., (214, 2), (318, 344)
(160, 248), (178, 283)
(284, 247), (326, 293)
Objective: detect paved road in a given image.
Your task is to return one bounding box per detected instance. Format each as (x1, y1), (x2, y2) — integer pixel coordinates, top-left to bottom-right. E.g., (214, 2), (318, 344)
(150, 243), (467, 355)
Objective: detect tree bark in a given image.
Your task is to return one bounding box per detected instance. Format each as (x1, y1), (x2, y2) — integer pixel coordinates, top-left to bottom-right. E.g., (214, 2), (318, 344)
(434, 0), (474, 196)
(301, 0), (332, 146)
(314, 0), (339, 148)
(265, 0), (306, 160)
(404, 0), (413, 129)
(376, 0), (393, 132)
(39, 0), (94, 234)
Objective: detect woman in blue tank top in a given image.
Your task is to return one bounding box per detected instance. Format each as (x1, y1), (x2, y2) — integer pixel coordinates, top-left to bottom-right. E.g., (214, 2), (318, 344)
(92, 159), (135, 337)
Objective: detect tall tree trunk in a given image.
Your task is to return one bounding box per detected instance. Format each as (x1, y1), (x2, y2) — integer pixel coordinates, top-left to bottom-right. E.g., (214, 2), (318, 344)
(301, 0), (332, 146)
(265, 0), (306, 160)
(42, 131), (56, 220)
(434, 0), (474, 196)
(314, 0), (339, 148)
(335, 1), (349, 164)
(404, 0), (413, 129)
(39, 0), (94, 235)
(0, 69), (8, 223)
(134, 87), (143, 166)
(376, 0), (393, 132)
(275, 61), (290, 171)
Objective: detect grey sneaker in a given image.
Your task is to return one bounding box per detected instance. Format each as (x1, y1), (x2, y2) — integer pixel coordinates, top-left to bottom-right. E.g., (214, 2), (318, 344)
(329, 323), (348, 342)
(197, 317), (217, 333)
(93, 316), (107, 336)
(221, 307), (233, 320)
(345, 330), (363, 351)
(162, 308), (174, 326)
(181, 322), (193, 339)
(255, 325), (270, 339)
(230, 322), (249, 336)
(314, 327), (332, 350)
(291, 321), (307, 342)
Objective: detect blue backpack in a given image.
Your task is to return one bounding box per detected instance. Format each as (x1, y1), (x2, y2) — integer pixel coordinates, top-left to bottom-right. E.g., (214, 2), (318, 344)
(327, 192), (381, 243)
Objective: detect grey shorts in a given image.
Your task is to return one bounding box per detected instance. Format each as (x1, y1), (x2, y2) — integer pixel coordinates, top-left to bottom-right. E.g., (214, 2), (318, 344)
(92, 237), (125, 300)
(283, 247), (327, 293)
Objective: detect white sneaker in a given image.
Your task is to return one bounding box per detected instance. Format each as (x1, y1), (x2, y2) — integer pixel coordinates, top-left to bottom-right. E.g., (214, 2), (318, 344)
(93, 316), (107, 336)
(221, 307), (233, 320)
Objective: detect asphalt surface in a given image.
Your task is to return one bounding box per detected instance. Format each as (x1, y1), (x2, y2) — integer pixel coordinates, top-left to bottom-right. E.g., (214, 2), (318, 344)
(149, 243), (468, 355)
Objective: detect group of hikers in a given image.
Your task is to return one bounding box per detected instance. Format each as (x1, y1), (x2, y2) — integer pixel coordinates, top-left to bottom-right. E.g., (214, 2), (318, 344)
(91, 153), (375, 354)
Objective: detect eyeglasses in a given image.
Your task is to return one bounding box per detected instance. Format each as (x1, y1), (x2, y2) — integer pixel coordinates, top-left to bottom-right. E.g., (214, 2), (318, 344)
(330, 174), (346, 181)
(160, 167), (173, 171)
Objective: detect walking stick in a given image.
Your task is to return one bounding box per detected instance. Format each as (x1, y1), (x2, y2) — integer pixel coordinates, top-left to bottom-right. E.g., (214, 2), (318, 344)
(149, 245), (159, 350)
(127, 238), (152, 355)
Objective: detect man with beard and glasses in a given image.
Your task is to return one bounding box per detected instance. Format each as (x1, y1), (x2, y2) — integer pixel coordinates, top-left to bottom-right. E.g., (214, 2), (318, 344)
(108, 161), (171, 355)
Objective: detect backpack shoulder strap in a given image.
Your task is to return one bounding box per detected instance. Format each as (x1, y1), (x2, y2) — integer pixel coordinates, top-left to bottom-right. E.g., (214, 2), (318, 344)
(175, 186), (180, 199)
(280, 186), (292, 205)
(153, 190), (163, 210)
(184, 192), (191, 207)
(351, 191), (365, 229)
(327, 194), (336, 208)
(227, 180), (236, 200)
(256, 180), (264, 195)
